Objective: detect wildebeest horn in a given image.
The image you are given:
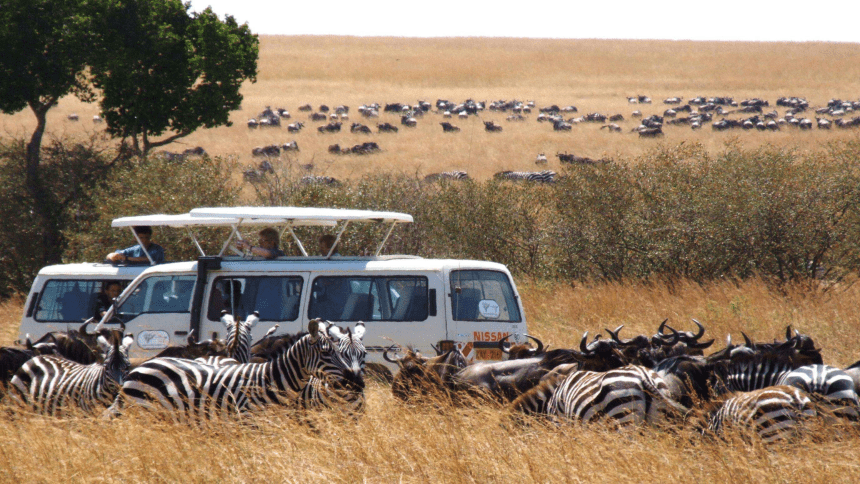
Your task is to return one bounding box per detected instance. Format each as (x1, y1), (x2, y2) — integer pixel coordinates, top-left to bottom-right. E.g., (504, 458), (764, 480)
(786, 325), (793, 341)
(580, 332), (589, 352)
(742, 332), (755, 348)
(498, 333), (514, 354)
(659, 325), (680, 346)
(657, 319), (668, 335)
(690, 319), (705, 340)
(186, 329), (197, 345)
(525, 334), (544, 353)
(383, 344), (403, 363)
(607, 325), (624, 343)
(689, 338), (715, 349)
(431, 343), (441, 355)
(80, 318), (93, 335)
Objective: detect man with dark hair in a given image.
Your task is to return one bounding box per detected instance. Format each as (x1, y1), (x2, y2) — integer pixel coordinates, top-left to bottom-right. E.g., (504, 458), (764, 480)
(95, 281), (122, 318)
(106, 225), (165, 264)
(236, 227), (286, 259)
(319, 234), (340, 256)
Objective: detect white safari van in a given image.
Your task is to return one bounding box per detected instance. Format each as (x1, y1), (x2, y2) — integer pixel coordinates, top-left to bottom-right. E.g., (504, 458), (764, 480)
(18, 207), (529, 370)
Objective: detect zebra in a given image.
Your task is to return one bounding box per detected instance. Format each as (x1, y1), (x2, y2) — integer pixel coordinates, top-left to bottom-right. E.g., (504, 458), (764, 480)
(108, 320), (365, 420)
(300, 324), (367, 413)
(10, 331), (133, 416)
(493, 170), (556, 184)
(511, 365), (687, 427)
(423, 171), (470, 183)
(707, 386), (816, 443)
(196, 311), (259, 366)
(710, 333), (858, 418)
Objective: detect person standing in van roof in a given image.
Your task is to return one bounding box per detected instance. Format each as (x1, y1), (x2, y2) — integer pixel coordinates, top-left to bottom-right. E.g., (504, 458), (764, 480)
(236, 227), (285, 259)
(319, 234), (340, 256)
(106, 226), (165, 264)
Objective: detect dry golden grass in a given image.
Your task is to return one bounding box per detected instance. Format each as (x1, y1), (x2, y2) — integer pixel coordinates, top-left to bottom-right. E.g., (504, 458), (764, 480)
(2, 279), (860, 482)
(4, 38), (860, 181)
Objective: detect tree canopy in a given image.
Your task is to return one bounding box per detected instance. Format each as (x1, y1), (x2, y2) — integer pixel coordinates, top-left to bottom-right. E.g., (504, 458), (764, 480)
(92, 0), (259, 154)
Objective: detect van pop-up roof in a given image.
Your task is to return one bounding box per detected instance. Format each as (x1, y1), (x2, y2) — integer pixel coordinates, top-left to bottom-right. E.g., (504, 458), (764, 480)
(112, 207), (413, 263)
(190, 206), (413, 258)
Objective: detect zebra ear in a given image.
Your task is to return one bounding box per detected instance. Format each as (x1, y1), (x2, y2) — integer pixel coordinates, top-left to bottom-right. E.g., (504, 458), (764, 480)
(245, 311), (260, 328)
(353, 322), (366, 340)
(328, 324), (345, 340)
(308, 318), (322, 339)
(221, 312), (234, 328)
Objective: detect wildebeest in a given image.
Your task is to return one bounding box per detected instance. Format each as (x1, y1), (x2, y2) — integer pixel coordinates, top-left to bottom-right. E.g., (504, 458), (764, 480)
(484, 121), (502, 132)
(350, 123), (372, 134)
(440, 122), (460, 132)
(287, 121), (304, 132)
(377, 123), (398, 133)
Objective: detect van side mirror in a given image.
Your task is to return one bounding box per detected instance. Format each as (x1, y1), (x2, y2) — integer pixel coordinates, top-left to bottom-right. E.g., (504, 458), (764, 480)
(428, 289), (437, 316)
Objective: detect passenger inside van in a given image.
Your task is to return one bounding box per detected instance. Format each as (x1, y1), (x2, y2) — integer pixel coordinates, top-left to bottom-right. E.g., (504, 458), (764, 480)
(94, 281), (122, 319)
(208, 279), (243, 318)
(310, 277), (351, 320)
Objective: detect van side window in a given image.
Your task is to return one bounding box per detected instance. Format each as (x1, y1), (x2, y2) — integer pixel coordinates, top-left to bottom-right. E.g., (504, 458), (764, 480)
(207, 276), (304, 322)
(308, 276), (428, 321)
(118, 275), (196, 319)
(35, 280), (102, 322)
(449, 270), (521, 322)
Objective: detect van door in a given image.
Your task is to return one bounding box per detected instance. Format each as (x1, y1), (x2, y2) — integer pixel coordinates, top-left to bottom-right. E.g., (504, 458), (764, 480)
(114, 274), (197, 358)
(447, 269), (526, 362)
(306, 273), (445, 357)
(198, 273), (310, 344)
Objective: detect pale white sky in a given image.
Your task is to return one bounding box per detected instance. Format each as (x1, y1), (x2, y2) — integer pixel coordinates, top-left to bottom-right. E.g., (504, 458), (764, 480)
(187, 0), (860, 43)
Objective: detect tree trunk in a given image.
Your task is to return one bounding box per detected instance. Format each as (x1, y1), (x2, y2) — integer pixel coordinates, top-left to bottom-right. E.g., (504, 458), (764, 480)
(25, 102), (65, 266)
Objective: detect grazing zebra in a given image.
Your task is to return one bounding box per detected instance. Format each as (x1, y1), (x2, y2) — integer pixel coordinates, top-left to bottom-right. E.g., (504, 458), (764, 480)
(423, 170), (470, 182)
(511, 365), (687, 426)
(707, 386), (815, 443)
(10, 331), (133, 416)
(109, 320), (365, 420)
(493, 170), (556, 184)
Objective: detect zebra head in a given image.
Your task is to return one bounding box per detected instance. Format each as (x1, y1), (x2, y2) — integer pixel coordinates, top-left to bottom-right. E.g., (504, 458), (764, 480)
(325, 323), (367, 393)
(98, 331), (133, 387)
(222, 311), (259, 363)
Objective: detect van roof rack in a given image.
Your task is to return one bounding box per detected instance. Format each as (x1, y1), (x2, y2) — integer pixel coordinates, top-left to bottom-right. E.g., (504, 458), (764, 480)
(111, 207), (413, 262)
(190, 207), (413, 258)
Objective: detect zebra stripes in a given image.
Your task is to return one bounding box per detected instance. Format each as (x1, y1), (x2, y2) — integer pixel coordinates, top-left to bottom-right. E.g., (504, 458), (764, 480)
(707, 386), (816, 443)
(10, 332), (133, 416)
(779, 365), (859, 419)
(111, 320), (365, 420)
(493, 170), (557, 183)
(512, 365), (687, 426)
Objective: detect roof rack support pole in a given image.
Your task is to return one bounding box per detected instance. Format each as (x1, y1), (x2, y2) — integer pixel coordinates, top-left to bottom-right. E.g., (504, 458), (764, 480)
(129, 227), (156, 265)
(218, 221), (244, 257)
(187, 228), (206, 256)
(328, 221), (349, 259)
(287, 226), (308, 257)
(375, 221), (398, 256)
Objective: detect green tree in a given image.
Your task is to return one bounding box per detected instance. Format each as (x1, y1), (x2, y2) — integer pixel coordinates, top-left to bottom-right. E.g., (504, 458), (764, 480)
(0, 0), (100, 264)
(92, 0), (259, 154)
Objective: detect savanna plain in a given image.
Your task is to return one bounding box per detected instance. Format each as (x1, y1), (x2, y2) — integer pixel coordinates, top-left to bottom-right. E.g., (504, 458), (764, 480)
(3, 37), (860, 483)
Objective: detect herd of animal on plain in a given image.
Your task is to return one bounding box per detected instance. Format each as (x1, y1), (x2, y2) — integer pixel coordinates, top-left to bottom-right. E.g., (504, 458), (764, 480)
(3, 310), (859, 444)
(87, 94), (860, 186)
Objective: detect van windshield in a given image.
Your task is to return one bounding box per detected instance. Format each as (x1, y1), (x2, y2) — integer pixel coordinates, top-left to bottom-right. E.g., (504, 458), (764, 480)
(118, 275), (196, 319)
(207, 276), (304, 322)
(449, 270), (521, 322)
(308, 276), (428, 321)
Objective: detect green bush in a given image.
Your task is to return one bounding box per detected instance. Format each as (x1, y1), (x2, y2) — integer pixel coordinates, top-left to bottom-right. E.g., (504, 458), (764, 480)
(2, 137), (859, 298)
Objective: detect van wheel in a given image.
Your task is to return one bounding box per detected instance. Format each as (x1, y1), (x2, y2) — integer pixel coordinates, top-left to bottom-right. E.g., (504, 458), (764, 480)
(365, 363), (393, 384)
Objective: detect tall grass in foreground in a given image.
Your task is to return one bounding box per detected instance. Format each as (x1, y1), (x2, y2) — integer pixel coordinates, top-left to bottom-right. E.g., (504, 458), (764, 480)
(1, 279), (860, 482)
